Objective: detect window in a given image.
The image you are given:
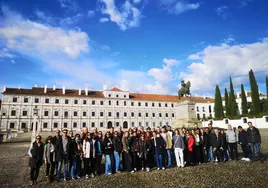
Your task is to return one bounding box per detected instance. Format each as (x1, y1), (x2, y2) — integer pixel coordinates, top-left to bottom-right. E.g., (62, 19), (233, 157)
(11, 110), (16, 116)
(10, 123), (15, 129)
(132, 122), (135, 127)
(145, 102), (148, 107)
(64, 123), (68, 128)
(100, 101), (104, 105)
(74, 111), (78, 116)
(22, 111), (27, 116)
(197, 107), (199, 112)
(35, 98), (39, 103)
(43, 123), (48, 128)
(109, 101), (111, 105)
(64, 111), (68, 117)
(146, 122), (149, 127)
(53, 123), (58, 128)
(124, 95), (126, 98)
(108, 112), (112, 117)
(100, 122), (104, 127)
(265, 117), (268, 123)
(159, 103), (161, 107)
(138, 112), (141, 117)
(108, 94), (111, 97)
(116, 122), (119, 127)
(131, 112), (134, 117)
(160, 122), (162, 127)
(203, 114), (206, 119)
(73, 122), (77, 128)
(152, 113), (155, 117)
(24, 98), (28, 103)
(124, 112), (127, 117)
(138, 102), (141, 106)
(13, 97), (17, 102)
(146, 113), (148, 117)
(21, 123), (26, 129)
(45, 99), (49, 104)
(225, 119), (228, 124)
(83, 122), (86, 127)
(197, 114), (200, 120)
(100, 112), (104, 117)
(139, 122), (142, 126)
(74, 100), (78, 104)
(116, 101), (119, 106)
(83, 100), (87, 105)
(124, 101), (127, 106)
(92, 100), (95, 105)
(44, 111), (49, 116)
(54, 111), (59, 116)
(91, 122), (95, 127)
(159, 113), (162, 117)
(65, 99), (69, 104)
(83, 112), (87, 117)
(116, 95), (119, 98)
(116, 112), (120, 117)
(131, 102), (134, 106)
(202, 107), (205, 112)
(166, 113), (168, 118)
(171, 103), (174, 107)
(209, 105), (212, 113)
(172, 113), (175, 118)
(152, 103), (155, 107)
(92, 112), (95, 117)
(55, 99), (59, 104)
(165, 103), (168, 107)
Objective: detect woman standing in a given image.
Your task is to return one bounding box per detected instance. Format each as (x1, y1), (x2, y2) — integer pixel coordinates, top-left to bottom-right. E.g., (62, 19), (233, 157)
(95, 131), (103, 176)
(122, 132), (133, 172)
(137, 134), (151, 171)
(185, 131), (195, 166)
(44, 136), (55, 183)
(83, 133), (97, 178)
(113, 131), (122, 173)
(152, 132), (166, 170)
(172, 129), (185, 168)
(129, 131), (139, 172)
(103, 132), (114, 175)
(193, 129), (201, 164)
(28, 135), (44, 185)
(71, 134), (83, 179)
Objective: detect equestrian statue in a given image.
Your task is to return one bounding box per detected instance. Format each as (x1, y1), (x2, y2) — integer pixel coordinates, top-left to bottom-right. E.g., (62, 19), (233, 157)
(178, 80), (191, 100)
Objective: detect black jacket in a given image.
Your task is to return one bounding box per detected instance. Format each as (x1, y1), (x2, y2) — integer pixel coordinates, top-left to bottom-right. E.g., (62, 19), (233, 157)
(29, 141), (44, 168)
(113, 137), (122, 153)
(103, 137), (114, 155)
(212, 134), (224, 148)
(55, 136), (71, 161)
(128, 136), (138, 152)
(247, 126), (261, 144)
(238, 129), (248, 145)
(151, 136), (166, 154)
(137, 139), (151, 159)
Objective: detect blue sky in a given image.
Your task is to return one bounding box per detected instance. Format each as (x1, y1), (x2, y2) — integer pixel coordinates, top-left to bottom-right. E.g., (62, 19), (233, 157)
(0, 0), (268, 96)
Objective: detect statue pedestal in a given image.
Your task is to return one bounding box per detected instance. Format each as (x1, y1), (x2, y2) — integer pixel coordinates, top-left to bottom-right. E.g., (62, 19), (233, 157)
(174, 100), (200, 128)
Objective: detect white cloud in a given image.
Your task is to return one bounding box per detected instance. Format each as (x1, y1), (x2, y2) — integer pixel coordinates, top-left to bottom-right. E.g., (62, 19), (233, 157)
(181, 38), (268, 93)
(99, 17), (109, 23)
(133, 0), (142, 4)
(60, 13), (83, 26)
(222, 35), (235, 44)
(0, 48), (15, 58)
(0, 8), (89, 59)
(58, 0), (79, 12)
(216, 5), (228, 19)
(169, 1), (200, 14)
(87, 10), (95, 18)
(100, 0), (142, 30)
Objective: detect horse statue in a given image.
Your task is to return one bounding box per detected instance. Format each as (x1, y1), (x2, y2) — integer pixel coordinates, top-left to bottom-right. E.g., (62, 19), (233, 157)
(178, 80), (191, 100)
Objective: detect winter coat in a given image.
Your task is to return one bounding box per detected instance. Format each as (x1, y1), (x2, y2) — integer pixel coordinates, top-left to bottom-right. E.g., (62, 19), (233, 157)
(137, 139), (151, 159)
(113, 137), (123, 153)
(172, 135), (185, 149)
(161, 132), (173, 149)
(151, 136), (166, 154)
(186, 136), (194, 152)
(28, 141), (44, 168)
(247, 126), (261, 144)
(44, 143), (56, 164)
(129, 136), (138, 153)
(83, 139), (97, 158)
(238, 129), (248, 145)
(212, 134), (224, 148)
(103, 137), (114, 155)
(122, 136), (130, 152)
(55, 136), (71, 162)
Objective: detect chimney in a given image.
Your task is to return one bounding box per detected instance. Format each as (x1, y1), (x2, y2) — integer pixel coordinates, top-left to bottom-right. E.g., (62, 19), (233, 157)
(3, 85), (6, 92)
(85, 87), (88, 96)
(44, 84), (47, 93)
(79, 88), (81, 95)
(53, 84), (56, 91)
(62, 85), (65, 94)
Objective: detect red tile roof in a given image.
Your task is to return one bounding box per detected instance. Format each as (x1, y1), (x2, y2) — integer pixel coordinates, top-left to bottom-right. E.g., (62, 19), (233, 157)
(110, 87), (123, 92)
(3, 87), (215, 103)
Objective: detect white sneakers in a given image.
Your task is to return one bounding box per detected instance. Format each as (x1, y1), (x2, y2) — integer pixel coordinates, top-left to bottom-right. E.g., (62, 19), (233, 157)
(241, 157), (251, 161)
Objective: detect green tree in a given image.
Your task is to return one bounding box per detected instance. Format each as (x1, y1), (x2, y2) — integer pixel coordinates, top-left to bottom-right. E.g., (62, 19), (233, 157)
(224, 88), (229, 116)
(214, 85), (224, 119)
(266, 75), (268, 97)
(241, 84), (248, 115)
(228, 77), (238, 116)
(249, 69), (261, 114)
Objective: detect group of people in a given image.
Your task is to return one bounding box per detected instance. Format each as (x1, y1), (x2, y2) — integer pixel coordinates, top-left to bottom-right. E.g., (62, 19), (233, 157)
(28, 122), (262, 185)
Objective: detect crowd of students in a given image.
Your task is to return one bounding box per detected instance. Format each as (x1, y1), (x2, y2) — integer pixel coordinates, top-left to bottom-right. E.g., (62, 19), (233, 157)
(28, 122), (262, 185)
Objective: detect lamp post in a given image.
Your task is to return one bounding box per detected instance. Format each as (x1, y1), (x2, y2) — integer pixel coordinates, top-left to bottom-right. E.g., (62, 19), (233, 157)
(31, 106), (39, 143)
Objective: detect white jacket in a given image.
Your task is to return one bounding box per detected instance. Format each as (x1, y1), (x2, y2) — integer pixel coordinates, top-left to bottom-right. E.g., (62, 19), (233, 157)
(83, 139), (96, 158)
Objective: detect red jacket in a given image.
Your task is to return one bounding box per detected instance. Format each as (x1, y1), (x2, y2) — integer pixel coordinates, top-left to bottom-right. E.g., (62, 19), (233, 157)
(187, 136), (194, 152)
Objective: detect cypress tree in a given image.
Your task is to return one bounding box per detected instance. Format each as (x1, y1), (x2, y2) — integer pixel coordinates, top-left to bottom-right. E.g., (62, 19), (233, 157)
(214, 85), (224, 119)
(241, 84), (248, 115)
(228, 77), (238, 116)
(224, 88), (229, 116)
(266, 75), (268, 97)
(249, 69), (261, 114)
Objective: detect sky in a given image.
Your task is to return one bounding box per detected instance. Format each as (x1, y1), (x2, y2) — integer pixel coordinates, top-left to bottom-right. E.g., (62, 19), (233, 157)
(0, 0), (268, 97)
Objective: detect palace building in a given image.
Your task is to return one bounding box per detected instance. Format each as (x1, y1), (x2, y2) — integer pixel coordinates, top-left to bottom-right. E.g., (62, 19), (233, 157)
(0, 85), (216, 132)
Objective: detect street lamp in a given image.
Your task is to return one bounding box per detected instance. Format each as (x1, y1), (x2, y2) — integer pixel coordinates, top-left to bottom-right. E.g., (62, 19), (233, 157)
(31, 106), (39, 143)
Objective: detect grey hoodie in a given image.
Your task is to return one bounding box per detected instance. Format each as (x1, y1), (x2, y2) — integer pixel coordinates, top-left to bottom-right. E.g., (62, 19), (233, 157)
(226, 130), (237, 143)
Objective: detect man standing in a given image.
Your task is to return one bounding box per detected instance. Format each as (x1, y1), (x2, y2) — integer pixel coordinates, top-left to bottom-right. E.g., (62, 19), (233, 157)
(247, 122), (262, 160)
(238, 126), (250, 161)
(212, 128), (224, 162)
(226, 125), (238, 160)
(161, 126), (173, 168)
(52, 129), (61, 179)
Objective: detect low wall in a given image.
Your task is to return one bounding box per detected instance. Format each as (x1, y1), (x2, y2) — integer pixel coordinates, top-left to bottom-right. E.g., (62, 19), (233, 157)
(202, 116), (268, 129)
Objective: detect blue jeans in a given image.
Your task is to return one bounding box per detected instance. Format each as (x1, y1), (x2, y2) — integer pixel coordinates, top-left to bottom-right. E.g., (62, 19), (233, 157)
(155, 153), (163, 168)
(114, 151), (120, 172)
(70, 158), (77, 178)
(208, 146), (213, 161)
(57, 154), (68, 179)
(250, 143), (261, 159)
(166, 149), (172, 167)
(105, 155), (112, 174)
